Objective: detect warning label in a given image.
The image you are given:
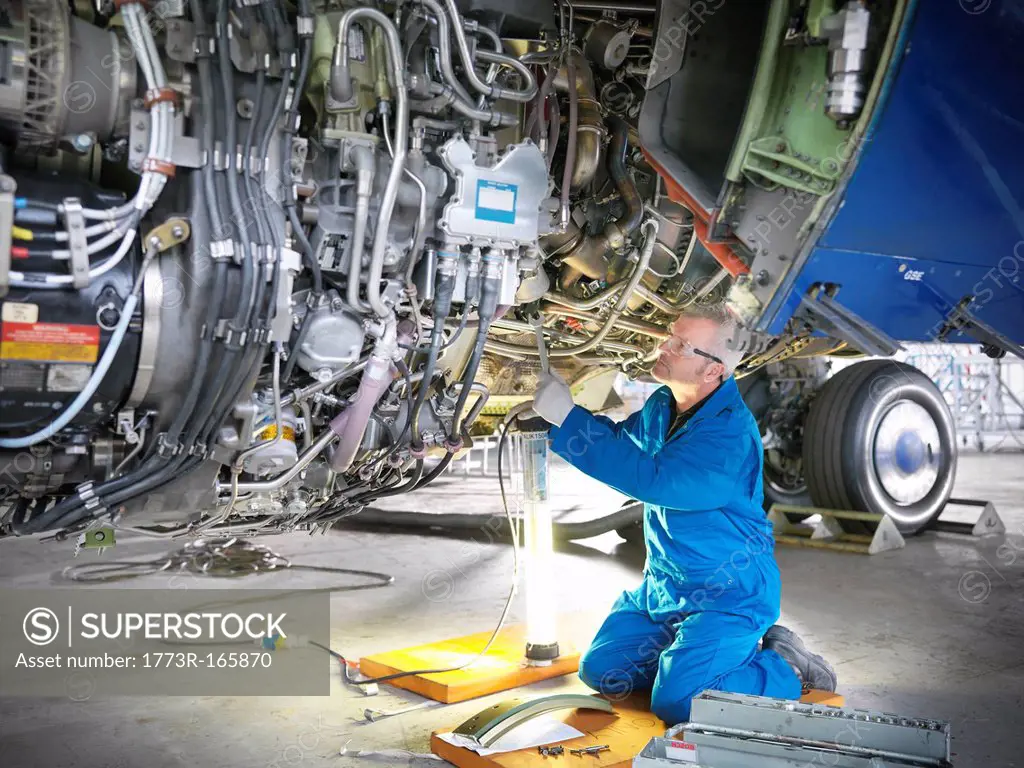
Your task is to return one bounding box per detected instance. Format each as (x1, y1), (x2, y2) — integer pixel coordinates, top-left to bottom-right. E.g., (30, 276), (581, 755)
(0, 322), (100, 363)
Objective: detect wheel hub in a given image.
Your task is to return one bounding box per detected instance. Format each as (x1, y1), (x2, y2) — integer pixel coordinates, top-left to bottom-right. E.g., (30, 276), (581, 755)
(873, 401), (942, 505)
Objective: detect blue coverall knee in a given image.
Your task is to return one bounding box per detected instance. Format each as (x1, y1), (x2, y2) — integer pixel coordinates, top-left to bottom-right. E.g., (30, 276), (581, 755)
(549, 378), (802, 725)
(577, 589), (800, 723)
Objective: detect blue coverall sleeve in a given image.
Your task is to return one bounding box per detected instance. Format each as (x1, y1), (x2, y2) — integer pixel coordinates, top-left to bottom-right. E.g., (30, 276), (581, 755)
(549, 403), (645, 445)
(550, 405), (741, 510)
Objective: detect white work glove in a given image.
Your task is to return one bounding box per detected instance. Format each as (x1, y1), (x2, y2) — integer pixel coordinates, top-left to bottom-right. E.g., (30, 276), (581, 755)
(532, 371), (575, 427)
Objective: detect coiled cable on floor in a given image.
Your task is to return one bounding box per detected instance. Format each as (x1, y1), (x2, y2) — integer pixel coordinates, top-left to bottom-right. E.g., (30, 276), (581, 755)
(61, 536), (394, 592)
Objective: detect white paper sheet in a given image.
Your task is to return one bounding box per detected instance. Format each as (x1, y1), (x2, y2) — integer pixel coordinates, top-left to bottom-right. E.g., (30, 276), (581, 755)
(437, 715), (585, 756)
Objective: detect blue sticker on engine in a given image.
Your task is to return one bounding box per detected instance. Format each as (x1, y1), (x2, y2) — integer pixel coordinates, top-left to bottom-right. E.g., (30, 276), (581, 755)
(475, 180), (517, 224)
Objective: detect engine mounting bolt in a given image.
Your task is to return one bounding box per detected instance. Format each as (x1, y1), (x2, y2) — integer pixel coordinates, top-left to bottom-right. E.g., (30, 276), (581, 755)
(171, 225), (185, 239)
(73, 134), (94, 153)
(331, 297), (344, 311)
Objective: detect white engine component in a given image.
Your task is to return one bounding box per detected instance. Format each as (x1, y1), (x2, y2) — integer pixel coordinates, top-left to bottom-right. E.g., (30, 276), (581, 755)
(437, 136), (551, 249)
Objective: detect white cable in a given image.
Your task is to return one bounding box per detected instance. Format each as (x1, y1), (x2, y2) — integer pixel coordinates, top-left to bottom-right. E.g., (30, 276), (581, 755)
(0, 291), (141, 448)
(17, 4), (170, 287)
(8, 229), (137, 288)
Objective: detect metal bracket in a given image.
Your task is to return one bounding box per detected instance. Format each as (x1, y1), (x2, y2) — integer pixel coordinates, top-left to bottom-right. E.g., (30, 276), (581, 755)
(452, 695), (615, 747)
(115, 409), (141, 446)
(0, 174), (16, 298)
(165, 19), (197, 63)
(742, 137), (839, 196)
(129, 109), (205, 174)
(936, 296), (1024, 360)
(63, 198), (90, 289)
(797, 288), (903, 357)
(144, 217), (192, 253)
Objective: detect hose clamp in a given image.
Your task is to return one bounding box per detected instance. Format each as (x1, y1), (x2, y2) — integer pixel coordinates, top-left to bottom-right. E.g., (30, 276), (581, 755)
(156, 433), (181, 458)
(76, 482), (96, 503)
(210, 239), (235, 261)
(62, 198), (90, 289)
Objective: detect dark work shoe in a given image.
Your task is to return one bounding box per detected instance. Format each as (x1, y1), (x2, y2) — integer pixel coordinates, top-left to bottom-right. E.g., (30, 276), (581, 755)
(763, 625), (838, 693)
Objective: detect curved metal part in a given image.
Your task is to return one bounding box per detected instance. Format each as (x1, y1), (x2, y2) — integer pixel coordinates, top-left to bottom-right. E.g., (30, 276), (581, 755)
(546, 119), (643, 284)
(605, 117), (644, 245)
(124, 256), (163, 408)
(553, 51), (603, 190)
(453, 694), (615, 747)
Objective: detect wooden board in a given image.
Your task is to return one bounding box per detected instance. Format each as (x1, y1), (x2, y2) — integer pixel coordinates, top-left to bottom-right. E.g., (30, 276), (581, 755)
(431, 690), (846, 768)
(359, 626), (580, 704)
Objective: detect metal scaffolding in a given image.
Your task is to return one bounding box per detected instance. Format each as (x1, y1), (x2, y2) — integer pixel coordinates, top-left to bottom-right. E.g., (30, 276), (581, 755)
(901, 344), (1024, 452)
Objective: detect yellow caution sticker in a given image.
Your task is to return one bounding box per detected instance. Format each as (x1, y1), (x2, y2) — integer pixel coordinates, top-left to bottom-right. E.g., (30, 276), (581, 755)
(257, 424), (296, 443)
(0, 322), (100, 363)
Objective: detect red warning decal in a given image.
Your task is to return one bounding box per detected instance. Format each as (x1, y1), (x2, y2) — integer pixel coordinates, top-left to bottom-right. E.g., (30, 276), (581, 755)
(0, 322), (100, 363)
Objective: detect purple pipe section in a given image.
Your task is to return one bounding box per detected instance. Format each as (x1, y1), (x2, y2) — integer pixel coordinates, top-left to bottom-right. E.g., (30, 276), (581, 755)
(329, 354), (395, 472)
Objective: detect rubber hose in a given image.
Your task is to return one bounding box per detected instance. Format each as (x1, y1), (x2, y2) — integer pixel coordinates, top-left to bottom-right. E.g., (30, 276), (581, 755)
(348, 502), (644, 542)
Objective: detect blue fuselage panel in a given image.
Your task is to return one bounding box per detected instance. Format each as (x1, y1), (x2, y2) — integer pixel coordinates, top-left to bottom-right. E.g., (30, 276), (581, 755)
(766, 0), (1024, 342)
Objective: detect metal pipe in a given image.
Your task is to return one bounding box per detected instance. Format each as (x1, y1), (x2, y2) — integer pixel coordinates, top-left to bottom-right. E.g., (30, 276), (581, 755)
(456, 382), (491, 429)
(281, 359), (368, 407)
(347, 145), (375, 312)
(568, 1), (656, 12)
(636, 284), (691, 314)
(605, 117), (644, 245)
(554, 50), (602, 191)
(475, 49), (537, 93)
(333, 9), (409, 318)
(217, 428), (337, 494)
(488, 325), (645, 357)
(424, 82), (518, 126)
(442, 0), (537, 102)
(486, 219), (660, 359)
(543, 284), (625, 311)
(415, 0), (474, 104)
(384, 112), (428, 269)
(541, 305), (670, 340)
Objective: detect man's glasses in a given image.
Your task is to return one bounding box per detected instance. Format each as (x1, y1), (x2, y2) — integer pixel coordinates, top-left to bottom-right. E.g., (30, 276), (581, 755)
(659, 336), (724, 366)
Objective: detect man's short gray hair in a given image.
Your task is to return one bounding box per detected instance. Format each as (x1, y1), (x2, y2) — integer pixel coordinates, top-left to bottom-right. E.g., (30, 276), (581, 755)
(678, 303), (745, 376)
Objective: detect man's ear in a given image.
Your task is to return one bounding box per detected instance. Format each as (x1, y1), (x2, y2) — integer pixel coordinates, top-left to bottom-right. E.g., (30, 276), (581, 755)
(705, 362), (724, 384)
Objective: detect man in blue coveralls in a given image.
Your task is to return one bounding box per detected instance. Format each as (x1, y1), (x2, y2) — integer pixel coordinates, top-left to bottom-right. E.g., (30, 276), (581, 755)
(532, 304), (837, 725)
